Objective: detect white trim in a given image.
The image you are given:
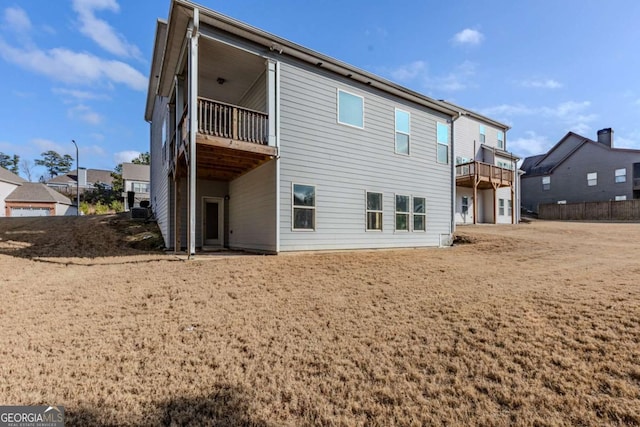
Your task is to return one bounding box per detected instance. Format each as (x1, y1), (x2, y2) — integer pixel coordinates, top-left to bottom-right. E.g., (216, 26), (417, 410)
(201, 196), (224, 247)
(291, 182), (316, 231)
(336, 88), (364, 129)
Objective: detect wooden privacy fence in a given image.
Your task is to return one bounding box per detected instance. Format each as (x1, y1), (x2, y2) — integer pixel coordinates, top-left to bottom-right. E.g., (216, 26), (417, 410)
(539, 199), (640, 220)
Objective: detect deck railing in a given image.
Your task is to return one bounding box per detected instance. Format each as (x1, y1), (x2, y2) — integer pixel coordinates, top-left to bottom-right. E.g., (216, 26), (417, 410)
(197, 97), (268, 145)
(456, 161), (513, 184)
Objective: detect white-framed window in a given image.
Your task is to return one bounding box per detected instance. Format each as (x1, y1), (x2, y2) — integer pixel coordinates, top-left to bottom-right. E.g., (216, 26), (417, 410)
(395, 195), (410, 231)
(497, 160), (513, 170)
(132, 182), (150, 193)
(413, 197), (426, 231)
(292, 183), (316, 230)
(366, 192), (383, 231)
(395, 109), (410, 155)
(557, 200), (567, 204)
(461, 196), (469, 214)
(542, 176), (551, 191)
(497, 131), (505, 149)
(499, 199), (505, 216)
(615, 195), (627, 201)
(615, 168), (626, 183)
(507, 200), (512, 216)
(587, 172), (598, 186)
(479, 125), (486, 144)
(436, 122), (449, 164)
(337, 89), (364, 128)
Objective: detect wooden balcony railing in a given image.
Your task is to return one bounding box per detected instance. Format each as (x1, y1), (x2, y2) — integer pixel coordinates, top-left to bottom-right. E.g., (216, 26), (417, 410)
(456, 161), (513, 185)
(197, 97), (268, 145)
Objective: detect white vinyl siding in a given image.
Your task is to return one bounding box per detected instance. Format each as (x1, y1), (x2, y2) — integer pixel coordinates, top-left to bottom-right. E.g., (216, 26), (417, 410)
(615, 168), (626, 183)
(337, 89), (364, 128)
(150, 95), (170, 246)
(395, 109), (410, 155)
(278, 59), (452, 250)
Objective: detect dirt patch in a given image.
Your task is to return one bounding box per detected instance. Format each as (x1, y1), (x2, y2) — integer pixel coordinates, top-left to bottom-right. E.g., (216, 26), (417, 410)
(0, 218), (639, 426)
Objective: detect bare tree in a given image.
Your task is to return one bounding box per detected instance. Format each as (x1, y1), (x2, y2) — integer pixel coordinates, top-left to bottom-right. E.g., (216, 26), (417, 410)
(20, 159), (34, 182)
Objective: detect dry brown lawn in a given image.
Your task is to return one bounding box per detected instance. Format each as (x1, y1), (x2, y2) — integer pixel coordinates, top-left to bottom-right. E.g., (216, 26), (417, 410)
(0, 215), (639, 426)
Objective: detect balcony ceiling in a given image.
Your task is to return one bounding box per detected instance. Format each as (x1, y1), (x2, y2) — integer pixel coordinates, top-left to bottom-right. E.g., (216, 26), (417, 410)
(199, 38), (266, 107)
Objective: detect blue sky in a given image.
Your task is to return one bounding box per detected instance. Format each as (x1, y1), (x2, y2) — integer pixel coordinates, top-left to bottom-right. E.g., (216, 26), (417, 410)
(1, 1), (639, 180)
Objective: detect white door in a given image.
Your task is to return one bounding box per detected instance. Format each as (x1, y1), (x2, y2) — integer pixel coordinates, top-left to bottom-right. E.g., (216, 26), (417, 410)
(202, 197), (224, 247)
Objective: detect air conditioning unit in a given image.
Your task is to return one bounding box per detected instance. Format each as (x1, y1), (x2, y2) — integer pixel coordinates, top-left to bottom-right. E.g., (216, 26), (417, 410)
(131, 207), (148, 219)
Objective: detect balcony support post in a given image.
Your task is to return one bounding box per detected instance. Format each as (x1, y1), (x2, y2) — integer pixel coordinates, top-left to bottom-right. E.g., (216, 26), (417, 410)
(187, 9), (199, 258)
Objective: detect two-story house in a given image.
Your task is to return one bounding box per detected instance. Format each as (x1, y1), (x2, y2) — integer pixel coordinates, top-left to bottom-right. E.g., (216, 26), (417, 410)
(145, 1), (509, 254)
(520, 128), (640, 212)
(441, 102), (520, 224)
(122, 163), (150, 211)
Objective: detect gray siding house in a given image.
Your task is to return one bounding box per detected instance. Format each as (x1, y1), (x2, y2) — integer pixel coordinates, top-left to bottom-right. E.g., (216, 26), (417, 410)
(145, 0), (482, 254)
(122, 163), (150, 210)
(520, 128), (640, 212)
(440, 102), (521, 225)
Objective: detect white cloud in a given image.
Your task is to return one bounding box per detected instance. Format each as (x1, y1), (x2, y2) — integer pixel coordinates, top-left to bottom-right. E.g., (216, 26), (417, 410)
(72, 0), (141, 59)
(32, 138), (74, 157)
(3, 7), (31, 33)
(53, 87), (110, 101)
(114, 150), (141, 164)
(68, 104), (103, 125)
(616, 130), (640, 150)
(508, 131), (552, 158)
(386, 60), (476, 92)
(0, 38), (147, 91)
(520, 79), (563, 89)
(452, 29), (484, 46)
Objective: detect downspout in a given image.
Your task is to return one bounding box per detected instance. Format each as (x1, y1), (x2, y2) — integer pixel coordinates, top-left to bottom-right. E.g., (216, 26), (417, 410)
(450, 112), (462, 237)
(187, 8), (199, 258)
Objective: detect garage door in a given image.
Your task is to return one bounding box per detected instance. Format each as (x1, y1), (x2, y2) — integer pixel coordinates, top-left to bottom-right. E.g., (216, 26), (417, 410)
(10, 207), (50, 217)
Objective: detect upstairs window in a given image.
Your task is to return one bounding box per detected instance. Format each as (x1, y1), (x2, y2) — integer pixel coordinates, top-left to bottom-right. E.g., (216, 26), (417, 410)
(293, 184), (316, 230)
(497, 131), (505, 149)
(542, 176), (551, 191)
(479, 125), (486, 144)
(413, 197), (426, 231)
(615, 168), (626, 183)
(132, 182), (149, 193)
(395, 195), (410, 231)
(395, 109), (410, 155)
(587, 172), (598, 187)
(366, 192), (383, 231)
(337, 89), (364, 128)
(436, 122), (449, 164)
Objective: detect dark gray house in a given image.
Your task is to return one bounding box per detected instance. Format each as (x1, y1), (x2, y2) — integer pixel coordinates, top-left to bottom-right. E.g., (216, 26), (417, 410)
(520, 128), (640, 212)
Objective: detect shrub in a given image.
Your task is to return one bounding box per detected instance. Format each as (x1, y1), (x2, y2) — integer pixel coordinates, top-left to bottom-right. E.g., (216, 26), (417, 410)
(95, 202), (109, 215)
(80, 201), (91, 215)
(110, 200), (124, 213)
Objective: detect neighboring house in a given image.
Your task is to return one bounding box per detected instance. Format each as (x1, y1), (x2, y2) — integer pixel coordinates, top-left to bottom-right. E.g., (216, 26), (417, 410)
(441, 102), (521, 224)
(4, 182), (77, 217)
(145, 1), (510, 254)
(0, 167), (27, 217)
(122, 163), (150, 210)
(47, 168), (114, 197)
(520, 128), (640, 212)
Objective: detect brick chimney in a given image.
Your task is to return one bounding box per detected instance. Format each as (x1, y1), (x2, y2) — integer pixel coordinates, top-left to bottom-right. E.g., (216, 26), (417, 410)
(597, 128), (613, 148)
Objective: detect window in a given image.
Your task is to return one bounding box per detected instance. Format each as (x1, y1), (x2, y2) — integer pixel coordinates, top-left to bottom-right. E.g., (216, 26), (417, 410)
(132, 182), (149, 193)
(497, 131), (504, 149)
(615, 195), (627, 201)
(395, 109), (410, 155)
(615, 168), (626, 183)
(499, 199), (505, 216)
(557, 200), (567, 205)
(508, 200), (512, 216)
(436, 122), (449, 164)
(542, 176), (551, 191)
(293, 184), (315, 230)
(337, 89), (364, 128)
(587, 172), (597, 186)
(366, 192), (383, 231)
(479, 125), (486, 144)
(497, 160), (513, 170)
(413, 197), (426, 231)
(461, 196), (469, 214)
(395, 195), (410, 231)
